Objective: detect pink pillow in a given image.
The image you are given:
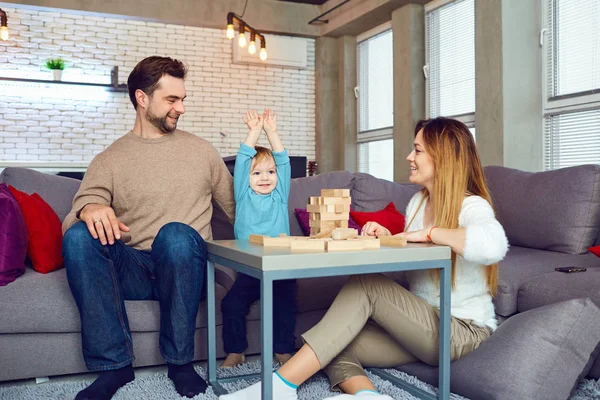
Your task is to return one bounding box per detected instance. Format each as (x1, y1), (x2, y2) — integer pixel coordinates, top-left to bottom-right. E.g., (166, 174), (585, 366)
(294, 208), (362, 236)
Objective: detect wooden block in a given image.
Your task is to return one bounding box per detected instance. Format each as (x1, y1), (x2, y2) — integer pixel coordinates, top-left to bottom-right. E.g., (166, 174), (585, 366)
(355, 235), (377, 240)
(279, 233), (288, 237)
(309, 196), (322, 205)
(336, 220), (349, 228)
(379, 235), (408, 247)
(332, 228), (358, 240)
(334, 204), (350, 213)
(291, 239), (326, 251)
(249, 234), (265, 245)
(351, 237), (380, 250)
(320, 189), (350, 198)
(310, 227), (319, 236)
(262, 237), (291, 247)
(307, 204), (335, 213)
(309, 219), (337, 228)
(312, 228), (333, 239)
(312, 212), (350, 221)
(326, 240), (365, 252)
(322, 197), (352, 205)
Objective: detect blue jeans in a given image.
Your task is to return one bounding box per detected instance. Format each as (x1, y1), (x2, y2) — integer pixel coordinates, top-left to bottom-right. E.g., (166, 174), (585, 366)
(63, 221), (206, 371)
(221, 274), (297, 354)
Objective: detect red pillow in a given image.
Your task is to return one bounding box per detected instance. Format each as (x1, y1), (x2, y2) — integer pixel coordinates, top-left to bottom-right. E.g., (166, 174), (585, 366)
(8, 186), (64, 274)
(589, 246), (600, 258)
(350, 202), (406, 235)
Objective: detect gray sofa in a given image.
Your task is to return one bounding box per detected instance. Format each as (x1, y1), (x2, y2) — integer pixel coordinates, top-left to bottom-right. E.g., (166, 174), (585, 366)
(1, 165), (599, 399)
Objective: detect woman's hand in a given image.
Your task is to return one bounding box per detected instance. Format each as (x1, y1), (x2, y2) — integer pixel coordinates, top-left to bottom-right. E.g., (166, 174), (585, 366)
(399, 229), (429, 243)
(361, 221), (391, 237)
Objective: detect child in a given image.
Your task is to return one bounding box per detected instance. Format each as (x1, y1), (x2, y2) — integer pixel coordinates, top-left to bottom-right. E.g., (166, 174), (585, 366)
(220, 108), (297, 368)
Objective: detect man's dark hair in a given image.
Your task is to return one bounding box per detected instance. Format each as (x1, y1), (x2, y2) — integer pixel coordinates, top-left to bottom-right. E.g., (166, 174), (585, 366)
(127, 56), (188, 110)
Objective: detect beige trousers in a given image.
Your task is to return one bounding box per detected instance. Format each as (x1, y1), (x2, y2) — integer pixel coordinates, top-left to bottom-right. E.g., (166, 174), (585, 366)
(301, 273), (491, 391)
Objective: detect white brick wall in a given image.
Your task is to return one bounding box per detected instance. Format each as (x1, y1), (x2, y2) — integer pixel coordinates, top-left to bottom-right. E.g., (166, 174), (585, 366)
(0, 3), (316, 165)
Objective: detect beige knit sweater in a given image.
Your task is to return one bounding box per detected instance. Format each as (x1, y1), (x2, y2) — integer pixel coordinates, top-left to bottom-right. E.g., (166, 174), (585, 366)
(62, 130), (235, 250)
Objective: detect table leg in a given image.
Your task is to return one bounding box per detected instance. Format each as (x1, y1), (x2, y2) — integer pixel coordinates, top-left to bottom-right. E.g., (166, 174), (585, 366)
(261, 276), (274, 400)
(438, 261), (451, 400)
(206, 260), (218, 389)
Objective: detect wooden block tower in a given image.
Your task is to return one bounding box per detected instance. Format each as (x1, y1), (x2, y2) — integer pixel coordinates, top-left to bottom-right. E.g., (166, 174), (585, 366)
(307, 189), (351, 237)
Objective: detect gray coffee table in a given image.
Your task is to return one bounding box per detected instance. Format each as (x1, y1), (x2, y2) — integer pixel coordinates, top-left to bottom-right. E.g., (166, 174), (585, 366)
(206, 240), (452, 400)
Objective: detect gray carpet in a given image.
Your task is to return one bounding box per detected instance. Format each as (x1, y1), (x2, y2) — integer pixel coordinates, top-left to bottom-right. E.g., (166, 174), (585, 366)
(1, 361), (599, 400)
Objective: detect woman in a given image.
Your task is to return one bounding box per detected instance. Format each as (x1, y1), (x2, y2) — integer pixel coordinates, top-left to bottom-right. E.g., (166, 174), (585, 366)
(220, 117), (509, 400)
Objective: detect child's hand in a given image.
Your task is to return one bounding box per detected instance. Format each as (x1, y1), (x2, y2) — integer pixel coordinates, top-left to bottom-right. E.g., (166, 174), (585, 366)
(262, 108), (277, 136)
(242, 110), (263, 136)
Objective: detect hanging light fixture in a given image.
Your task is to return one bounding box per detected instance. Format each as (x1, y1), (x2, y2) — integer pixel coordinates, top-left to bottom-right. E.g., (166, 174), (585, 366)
(225, 12), (267, 62)
(0, 8), (8, 41)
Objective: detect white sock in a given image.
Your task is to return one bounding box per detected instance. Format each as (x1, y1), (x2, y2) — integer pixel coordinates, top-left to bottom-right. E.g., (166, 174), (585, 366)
(323, 390), (393, 400)
(219, 371), (298, 400)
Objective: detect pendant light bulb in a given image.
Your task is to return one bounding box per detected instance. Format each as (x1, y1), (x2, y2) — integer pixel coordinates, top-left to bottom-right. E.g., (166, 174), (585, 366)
(0, 26), (7, 41)
(259, 47), (267, 61)
(238, 32), (247, 48)
(248, 40), (256, 55)
(226, 24), (234, 39)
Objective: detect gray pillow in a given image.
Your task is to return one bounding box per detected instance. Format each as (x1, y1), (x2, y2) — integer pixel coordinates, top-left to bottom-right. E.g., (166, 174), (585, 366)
(484, 165), (600, 255)
(352, 172), (420, 213)
(397, 298), (600, 400)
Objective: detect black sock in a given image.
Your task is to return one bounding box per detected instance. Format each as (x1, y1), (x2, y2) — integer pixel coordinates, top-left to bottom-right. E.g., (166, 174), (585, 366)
(167, 362), (208, 398)
(75, 364), (134, 400)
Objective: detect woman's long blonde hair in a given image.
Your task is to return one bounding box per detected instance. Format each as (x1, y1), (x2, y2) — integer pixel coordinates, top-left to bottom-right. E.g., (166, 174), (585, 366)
(405, 117), (498, 297)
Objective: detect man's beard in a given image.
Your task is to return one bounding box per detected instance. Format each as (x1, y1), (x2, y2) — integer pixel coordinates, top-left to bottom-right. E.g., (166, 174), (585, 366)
(146, 106), (178, 134)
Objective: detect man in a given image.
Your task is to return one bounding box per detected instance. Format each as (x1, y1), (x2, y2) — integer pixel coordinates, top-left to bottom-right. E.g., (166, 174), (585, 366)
(62, 56), (235, 400)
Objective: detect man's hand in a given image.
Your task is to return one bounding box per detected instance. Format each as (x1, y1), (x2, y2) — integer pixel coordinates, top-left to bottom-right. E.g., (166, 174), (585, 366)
(361, 221), (391, 237)
(80, 204), (130, 246)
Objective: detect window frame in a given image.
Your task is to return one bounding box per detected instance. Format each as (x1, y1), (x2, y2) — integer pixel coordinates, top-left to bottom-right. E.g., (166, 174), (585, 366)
(424, 0), (476, 129)
(356, 21), (393, 145)
(541, 0), (600, 169)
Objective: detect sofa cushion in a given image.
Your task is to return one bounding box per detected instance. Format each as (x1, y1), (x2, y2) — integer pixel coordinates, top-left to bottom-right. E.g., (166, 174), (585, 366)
(0, 168), (81, 223)
(485, 165), (600, 255)
(288, 171), (355, 236)
(518, 267), (600, 313)
(495, 246), (600, 317)
(0, 267), (227, 334)
(351, 172), (420, 214)
(8, 186), (64, 274)
(0, 184), (28, 286)
(590, 245), (600, 257)
(398, 298), (600, 400)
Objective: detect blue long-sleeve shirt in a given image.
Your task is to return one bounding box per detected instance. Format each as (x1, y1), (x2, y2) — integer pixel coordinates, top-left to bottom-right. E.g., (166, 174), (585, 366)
(233, 143), (291, 240)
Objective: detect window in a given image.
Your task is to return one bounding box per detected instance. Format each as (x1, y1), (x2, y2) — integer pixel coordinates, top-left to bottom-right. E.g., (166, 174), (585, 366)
(425, 0), (475, 128)
(357, 23), (394, 182)
(543, 0), (600, 170)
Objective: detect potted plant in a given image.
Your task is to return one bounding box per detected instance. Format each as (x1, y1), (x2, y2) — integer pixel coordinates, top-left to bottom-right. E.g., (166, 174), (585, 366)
(45, 58), (66, 81)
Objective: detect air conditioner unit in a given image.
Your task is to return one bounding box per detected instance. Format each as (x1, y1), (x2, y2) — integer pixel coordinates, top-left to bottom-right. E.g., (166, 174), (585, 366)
(232, 34), (308, 69)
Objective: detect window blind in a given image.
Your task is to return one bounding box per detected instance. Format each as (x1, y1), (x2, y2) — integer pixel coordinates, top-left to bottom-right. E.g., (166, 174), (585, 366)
(547, 0), (600, 99)
(544, 109), (600, 170)
(357, 29), (393, 133)
(426, 0), (475, 118)
(358, 139), (394, 181)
